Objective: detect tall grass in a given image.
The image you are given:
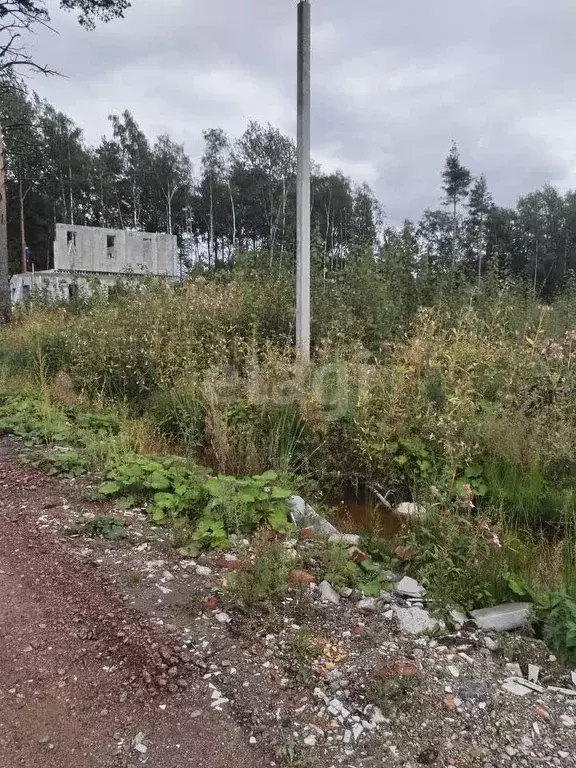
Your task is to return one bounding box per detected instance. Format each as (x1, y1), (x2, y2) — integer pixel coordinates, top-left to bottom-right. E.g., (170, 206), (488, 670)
(1, 270), (575, 526)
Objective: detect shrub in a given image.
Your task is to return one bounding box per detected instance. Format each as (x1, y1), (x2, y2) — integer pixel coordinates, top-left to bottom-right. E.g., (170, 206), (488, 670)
(229, 535), (293, 605)
(399, 509), (511, 610)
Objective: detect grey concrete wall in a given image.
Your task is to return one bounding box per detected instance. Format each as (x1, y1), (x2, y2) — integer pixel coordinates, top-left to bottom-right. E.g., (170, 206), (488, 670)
(10, 270), (176, 303)
(54, 224), (176, 276)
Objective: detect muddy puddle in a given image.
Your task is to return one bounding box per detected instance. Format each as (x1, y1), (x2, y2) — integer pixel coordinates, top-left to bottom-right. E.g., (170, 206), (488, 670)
(331, 497), (403, 537)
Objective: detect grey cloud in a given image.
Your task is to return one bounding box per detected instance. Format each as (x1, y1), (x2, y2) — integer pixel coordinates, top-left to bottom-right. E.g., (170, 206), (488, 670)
(26, 0), (576, 223)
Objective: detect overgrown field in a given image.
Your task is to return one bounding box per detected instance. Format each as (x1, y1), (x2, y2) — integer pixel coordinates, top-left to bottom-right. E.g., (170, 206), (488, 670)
(1, 266), (576, 658)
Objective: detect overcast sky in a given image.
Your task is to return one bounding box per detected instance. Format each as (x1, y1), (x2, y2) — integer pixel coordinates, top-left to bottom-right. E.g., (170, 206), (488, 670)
(24, 0), (576, 224)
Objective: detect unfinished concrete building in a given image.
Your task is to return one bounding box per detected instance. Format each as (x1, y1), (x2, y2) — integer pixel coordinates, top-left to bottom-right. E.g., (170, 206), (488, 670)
(11, 225), (178, 303)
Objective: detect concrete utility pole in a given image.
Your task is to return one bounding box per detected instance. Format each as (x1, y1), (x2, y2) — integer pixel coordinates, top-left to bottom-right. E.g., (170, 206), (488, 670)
(296, 0), (311, 364)
(0, 122), (11, 323)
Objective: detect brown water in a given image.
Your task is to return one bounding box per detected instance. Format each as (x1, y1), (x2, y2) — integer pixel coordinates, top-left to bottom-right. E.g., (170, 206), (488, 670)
(331, 498), (403, 537)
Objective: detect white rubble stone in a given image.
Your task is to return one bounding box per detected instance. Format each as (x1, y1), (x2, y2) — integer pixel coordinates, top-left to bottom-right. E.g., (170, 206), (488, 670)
(365, 705), (386, 725)
(507, 677), (544, 693)
(449, 609), (467, 629)
(318, 581), (340, 605)
(357, 597), (379, 613)
(287, 496), (339, 536)
(484, 637), (499, 652)
(393, 606), (438, 636)
(502, 681), (532, 697)
(528, 664), (540, 683)
(328, 533), (361, 547)
(394, 502), (426, 519)
(395, 576), (426, 599)
(469, 603), (531, 632)
(506, 663), (523, 677)
(448, 666), (460, 678)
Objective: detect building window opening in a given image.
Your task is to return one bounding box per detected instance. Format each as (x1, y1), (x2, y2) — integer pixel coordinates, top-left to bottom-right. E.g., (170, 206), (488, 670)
(67, 231), (77, 247)
(68, 284), (78, 300)
(107, 234), (116, 259)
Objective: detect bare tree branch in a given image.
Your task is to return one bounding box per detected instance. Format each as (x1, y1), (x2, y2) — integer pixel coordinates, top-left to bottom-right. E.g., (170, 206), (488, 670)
(0, 1), (129, 75)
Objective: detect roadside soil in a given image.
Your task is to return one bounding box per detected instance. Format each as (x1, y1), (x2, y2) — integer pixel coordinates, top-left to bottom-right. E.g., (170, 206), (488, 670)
(0, 437), (271, 768)
(1, 436), (575, 768)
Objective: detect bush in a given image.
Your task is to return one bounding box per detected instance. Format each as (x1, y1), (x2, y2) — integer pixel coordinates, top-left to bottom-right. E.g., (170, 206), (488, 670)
(399, 509), (512, 610)
(229, 535), (293, 605)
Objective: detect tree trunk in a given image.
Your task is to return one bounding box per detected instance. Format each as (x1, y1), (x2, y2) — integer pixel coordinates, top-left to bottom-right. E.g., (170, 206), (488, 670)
(477, 213), (484, 287)
(228, 181), (236, 259)
(60, 172), (68, 225)
(0, 123), (11, 323)
(280, 176), (286, 269)
(452, 196), (457, 268)
(324, 191), (332, 278)
(167, 188), (173, 236)
(100, 175), (106, 227)
(132, 181), (138, 229)
(115, 188), (125, 230)
(68, 141), (75, 226)
(533, 240), (539, 297)
(19, 174), (26, 274)
(208, 178), (214, 268)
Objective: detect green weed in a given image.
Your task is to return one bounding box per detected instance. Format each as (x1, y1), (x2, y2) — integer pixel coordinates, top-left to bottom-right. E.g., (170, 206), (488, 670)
(72, 515), (126, 540)
(229, 536), (293, 605)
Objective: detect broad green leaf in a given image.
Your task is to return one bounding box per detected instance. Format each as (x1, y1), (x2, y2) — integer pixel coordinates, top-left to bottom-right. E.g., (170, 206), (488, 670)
(270, 487), (292, 500)
(268, 508), (292, 532)
(148, 470), (171, 490)
(99, 481), (121, 496)
(150, 507), (166, 523)
(115, 495), (136, 510)
(154, 492), (176, 509)
(253, 470), (278, 483)
(360, 579), (382, 597)
(238, 490), (258, 503)
(178, 542), (201, 558)
(205, 477), (232, 497)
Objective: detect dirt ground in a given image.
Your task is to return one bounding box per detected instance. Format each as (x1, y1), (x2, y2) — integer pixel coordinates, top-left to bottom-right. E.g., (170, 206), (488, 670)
(0, 438), (271, 768)
(1, 436), (575, 768)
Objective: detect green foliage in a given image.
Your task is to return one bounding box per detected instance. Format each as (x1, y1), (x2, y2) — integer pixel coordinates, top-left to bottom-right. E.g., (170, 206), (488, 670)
(400, 510), (511, 610)
(0, 393), (72, 446)
(229, 539), (292, 605)
(454, 465), (488, 499)
(99, 457), (294, 549)
(99, 455), (208, 522)
(278, 740), (311, 768)
(284, 631), (320, 684)
(484, 459), (575, 529)
(148, 388), (205, 454)
(73, 411), (120, 435)
(203, 470), (294, 534)
(74, 515), (126, 540)
(539, 593), (576, 662)
(318, 542), (362, 591)
(37, 448), (92, 478)
(504, 574), (576, 662)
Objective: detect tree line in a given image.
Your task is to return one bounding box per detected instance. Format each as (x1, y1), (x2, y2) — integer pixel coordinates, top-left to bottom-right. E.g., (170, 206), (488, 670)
(402, 141), (576, 297)
(0, 81), (379, 275)
(2, 78), (576, 299)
